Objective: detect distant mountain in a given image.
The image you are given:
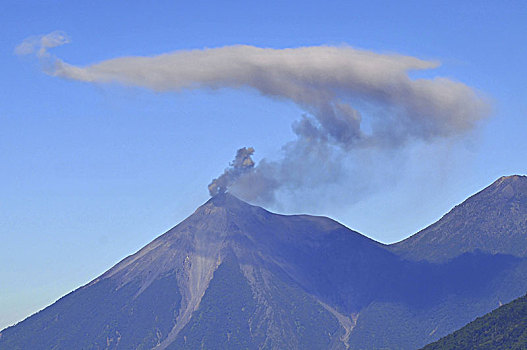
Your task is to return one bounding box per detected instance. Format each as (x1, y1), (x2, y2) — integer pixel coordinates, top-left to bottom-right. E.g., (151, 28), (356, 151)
(390, 175), (527, 263)
(2, 178), (527, 349)
(421, 292), (527, 350)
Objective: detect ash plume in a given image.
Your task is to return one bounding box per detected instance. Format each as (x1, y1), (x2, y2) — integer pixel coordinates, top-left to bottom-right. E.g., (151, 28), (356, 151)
(17, 32), (492, 204)
(15, 31), (70, 57)
(208, 147), (255, 196)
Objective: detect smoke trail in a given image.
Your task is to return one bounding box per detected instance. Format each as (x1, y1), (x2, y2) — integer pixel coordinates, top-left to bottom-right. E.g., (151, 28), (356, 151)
(208, 147), (255, 196)
(17, 33), (491, 204)
(15, 31), (70, 57)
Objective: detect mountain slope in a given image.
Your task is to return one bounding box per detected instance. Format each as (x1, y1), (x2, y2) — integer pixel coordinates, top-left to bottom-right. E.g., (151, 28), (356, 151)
(0, 193), (385, 349)
(0, 273), (182, 349)
(168, 253), (343, 349)
(347, 252), (527, 349)
(421, 293), (527, 350)
(2, 183), (527, 349)
(390, 175), (527, 262)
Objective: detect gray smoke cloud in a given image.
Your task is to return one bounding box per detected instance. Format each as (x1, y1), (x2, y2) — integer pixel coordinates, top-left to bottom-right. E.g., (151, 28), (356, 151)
(208, 147), (255, 196)
(17, 32), (491, 203)
(15, 31), (70, 58)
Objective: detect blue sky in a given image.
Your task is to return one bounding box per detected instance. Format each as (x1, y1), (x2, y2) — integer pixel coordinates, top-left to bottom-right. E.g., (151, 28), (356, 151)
(1, 0), (526, 330)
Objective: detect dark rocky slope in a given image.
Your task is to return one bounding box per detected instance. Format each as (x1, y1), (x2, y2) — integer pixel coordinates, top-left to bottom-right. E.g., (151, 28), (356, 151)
(390, 175), (527, 263)
(2, 177), (527, 349)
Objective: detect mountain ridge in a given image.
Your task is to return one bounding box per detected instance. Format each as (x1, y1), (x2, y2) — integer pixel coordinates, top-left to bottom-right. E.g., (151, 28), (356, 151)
(1, 192), (384, 349)
(389, 174), (527, 262)
(2, 177), (527, 349)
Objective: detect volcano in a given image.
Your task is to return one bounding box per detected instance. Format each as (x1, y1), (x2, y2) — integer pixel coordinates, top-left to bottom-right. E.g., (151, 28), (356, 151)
(0, 193), (393, 349)
(2, 180), (527, 349)
(391, 175), (527, 262)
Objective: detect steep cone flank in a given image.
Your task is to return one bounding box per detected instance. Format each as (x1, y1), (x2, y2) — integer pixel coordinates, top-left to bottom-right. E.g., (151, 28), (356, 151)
(2, 183), (527, 350)
(390, 175), (527, 262)
(0, 193), (391, 349)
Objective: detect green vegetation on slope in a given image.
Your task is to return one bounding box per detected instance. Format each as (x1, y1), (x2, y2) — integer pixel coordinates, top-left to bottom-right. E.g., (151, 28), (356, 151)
(422, 293), (527, 350)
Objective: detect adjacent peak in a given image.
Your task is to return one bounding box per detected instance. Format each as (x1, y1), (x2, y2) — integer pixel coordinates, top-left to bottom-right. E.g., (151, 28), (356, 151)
(390, 174), (527, 262)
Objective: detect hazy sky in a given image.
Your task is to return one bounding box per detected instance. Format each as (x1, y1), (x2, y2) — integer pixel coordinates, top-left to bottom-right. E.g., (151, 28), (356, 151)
(1, 0), (526, 330)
